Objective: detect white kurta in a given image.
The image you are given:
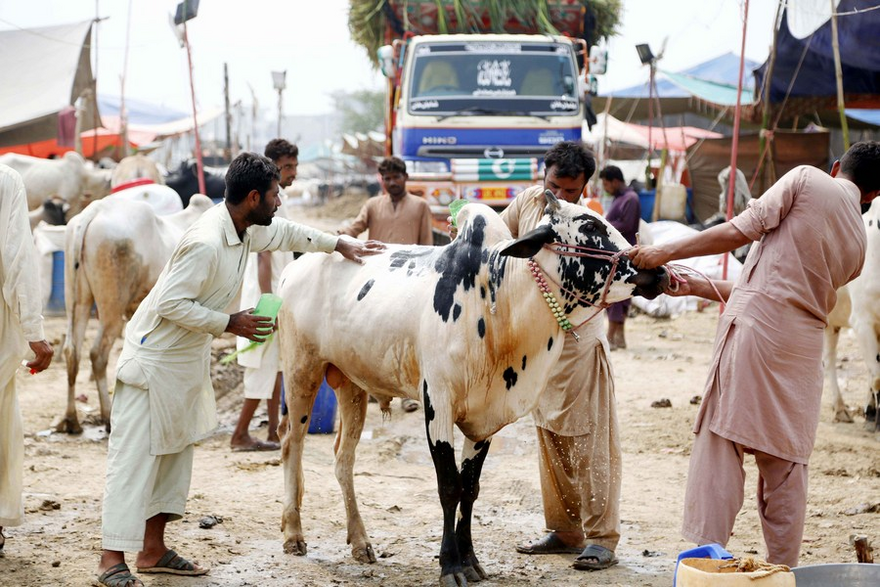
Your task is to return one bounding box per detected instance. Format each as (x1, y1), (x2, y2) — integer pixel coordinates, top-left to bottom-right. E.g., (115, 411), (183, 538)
(236, 204), (293, 380)
(0, 164), (45, 527)
(115, 203), (338, 455)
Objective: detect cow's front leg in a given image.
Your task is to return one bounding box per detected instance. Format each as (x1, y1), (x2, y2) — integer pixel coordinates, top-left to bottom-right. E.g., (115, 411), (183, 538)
(823, 325), (853, 422)
(852, 322), (880, 431)
(423, 382), (466, 587)
(334, 381), (376, 563)
(280, 371), (322, 556)
(457, 436), (492, 582)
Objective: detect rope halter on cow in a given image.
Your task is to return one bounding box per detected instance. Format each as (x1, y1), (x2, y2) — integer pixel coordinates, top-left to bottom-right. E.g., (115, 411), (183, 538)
(528, 241), (629, 343)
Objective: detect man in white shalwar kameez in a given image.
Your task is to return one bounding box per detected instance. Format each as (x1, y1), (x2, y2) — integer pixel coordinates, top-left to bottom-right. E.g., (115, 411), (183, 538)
(95, 153), (383, 587)
(0, 164), (54, 554)
(231, 139), (298, 451)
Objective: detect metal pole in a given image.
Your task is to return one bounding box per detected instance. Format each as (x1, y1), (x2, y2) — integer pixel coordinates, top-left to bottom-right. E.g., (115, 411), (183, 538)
(184, 21), (206, 196)
(277, 88), (283, 137)
(647, 62), (654, 189)
(723, 0), (749, 285)
(224, 63), (232, 160)
(830, 0), (850, 150)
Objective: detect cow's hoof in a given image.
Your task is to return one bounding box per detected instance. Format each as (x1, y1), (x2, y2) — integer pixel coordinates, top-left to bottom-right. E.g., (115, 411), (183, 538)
(55, 417), (83, 435)
(352, 543), (376, 563)
(440, 571), (468, 587)
(283, 539), (307, 556)
(463, 562), (488, 581)
(833, 409), (854, 423)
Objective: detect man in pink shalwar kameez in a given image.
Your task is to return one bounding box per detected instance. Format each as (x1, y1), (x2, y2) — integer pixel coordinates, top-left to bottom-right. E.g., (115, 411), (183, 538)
(628, 141), (880, 567)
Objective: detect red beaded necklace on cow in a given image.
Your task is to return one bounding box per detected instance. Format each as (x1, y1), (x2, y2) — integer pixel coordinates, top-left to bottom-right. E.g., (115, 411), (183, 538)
(528, 242), (628, 342)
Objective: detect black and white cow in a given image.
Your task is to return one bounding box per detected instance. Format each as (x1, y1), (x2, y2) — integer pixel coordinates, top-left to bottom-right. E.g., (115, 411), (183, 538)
(276, 198), (668, 586)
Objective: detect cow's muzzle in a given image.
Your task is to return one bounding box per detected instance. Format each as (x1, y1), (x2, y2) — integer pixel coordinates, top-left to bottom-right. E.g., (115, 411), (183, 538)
(629, 266), (669, 300)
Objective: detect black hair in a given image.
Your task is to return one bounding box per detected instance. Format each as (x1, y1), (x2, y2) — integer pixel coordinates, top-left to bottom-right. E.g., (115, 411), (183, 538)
(839, 141), (880, 195)
(378, 156), (408, 176)
(599, 165), (625, 183)
(543, 141), (596, 181)
(264, 138), (299, 162)
(225, 152), (279, 205)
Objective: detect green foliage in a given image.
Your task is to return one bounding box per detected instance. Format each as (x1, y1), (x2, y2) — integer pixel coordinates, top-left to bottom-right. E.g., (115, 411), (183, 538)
(330, 88), (386, 134)
(350, 1), (622, 67)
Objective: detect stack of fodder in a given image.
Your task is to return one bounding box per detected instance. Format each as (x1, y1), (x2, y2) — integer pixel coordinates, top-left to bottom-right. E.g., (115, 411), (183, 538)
(677, 557), (795, 587)
(349, 0), (622, 66)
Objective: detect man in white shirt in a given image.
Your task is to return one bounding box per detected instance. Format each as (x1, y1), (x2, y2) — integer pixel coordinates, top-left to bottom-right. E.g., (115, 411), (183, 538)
(96, 153), (383, 587)
(0, 164), (54, 554)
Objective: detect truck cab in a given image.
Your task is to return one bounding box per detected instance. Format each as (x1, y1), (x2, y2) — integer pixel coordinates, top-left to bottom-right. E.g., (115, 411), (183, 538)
(380, 34), (585, 225)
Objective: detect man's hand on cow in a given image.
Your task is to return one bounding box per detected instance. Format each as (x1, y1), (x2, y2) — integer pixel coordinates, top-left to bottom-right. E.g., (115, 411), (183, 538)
(27, 340), (54, 373)
(335, 236), (385, 264)
(226, 309), (276, 342)
(627, 245), (672, 270)
(446, 215), (458, 241)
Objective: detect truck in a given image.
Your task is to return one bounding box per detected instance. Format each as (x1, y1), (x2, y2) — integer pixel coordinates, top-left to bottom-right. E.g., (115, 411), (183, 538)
(363, 0), (612, 232)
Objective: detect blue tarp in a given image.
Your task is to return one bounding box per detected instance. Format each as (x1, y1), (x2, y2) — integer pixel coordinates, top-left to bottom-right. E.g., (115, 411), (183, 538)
(98, 95), (189, 126)
(754, 0), (880, 103)
(605, 52), (760, 102)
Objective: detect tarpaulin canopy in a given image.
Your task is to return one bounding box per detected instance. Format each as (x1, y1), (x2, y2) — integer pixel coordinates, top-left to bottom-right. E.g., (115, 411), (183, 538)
(585, 113), (722, 152)
(593, 53), (761, 122)
(0, 128), (135, 159)
(754, 0), (880, 120)
(0, 21), (99, 148)
(98, 94), (225, 145)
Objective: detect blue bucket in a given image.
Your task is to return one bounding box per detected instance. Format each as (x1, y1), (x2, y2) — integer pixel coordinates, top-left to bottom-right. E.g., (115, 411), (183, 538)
(46, 250), (65, 314)
(308, 377), (337, 434)
(674, 544), (733, 587)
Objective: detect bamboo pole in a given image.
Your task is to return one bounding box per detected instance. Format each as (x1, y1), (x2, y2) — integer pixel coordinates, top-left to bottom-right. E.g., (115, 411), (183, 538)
(757, 1), (783, 193)
(830, 0), (850, 150)
(723, 0), (749, 286)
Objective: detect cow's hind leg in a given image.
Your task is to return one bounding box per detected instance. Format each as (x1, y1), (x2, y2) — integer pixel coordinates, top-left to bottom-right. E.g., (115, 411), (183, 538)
(824, 325), (853, 423)
(422, 382), (466, 587)
(457, 436), (492, 582)
(852, 321), (880, 431)
(89, 316), (124, 428)
(59, 298), (92, 434)
(280, 363), (323, 556)
(333, 380), (376, 563)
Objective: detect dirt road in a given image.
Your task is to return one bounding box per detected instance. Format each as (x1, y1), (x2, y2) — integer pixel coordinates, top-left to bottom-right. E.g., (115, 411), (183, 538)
(1, 202), (877, 587)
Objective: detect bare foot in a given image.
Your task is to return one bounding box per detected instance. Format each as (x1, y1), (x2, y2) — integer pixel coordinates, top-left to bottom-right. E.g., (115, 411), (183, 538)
(231, 436), (280, 452)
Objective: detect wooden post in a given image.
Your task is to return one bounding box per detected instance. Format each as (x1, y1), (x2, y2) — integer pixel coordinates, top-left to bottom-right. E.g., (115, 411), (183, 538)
(758, 1), (783, 193)
(853, 535), (874, 564)
(183, 21), (206, 196)
(830, 0), (850, 150)
(224, 63), (232, 161)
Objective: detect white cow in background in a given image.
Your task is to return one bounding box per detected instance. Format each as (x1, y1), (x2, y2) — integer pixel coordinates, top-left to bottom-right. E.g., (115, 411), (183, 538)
(110, 154), (165, 188)
(823, 198), (880, 430)
(59, 195), (214, 433)
(0, 151), (111, 218)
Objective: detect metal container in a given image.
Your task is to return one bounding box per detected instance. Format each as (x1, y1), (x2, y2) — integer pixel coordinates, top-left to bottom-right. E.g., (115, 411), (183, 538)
(792, 563), (880, 586)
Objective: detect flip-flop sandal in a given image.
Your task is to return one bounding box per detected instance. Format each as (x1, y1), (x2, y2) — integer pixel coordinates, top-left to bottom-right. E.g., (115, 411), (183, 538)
(137, 549), (209, 576)
(515, 533), (584, 555)
(95, 563), (144, 587)
(572, 544), (619, 571)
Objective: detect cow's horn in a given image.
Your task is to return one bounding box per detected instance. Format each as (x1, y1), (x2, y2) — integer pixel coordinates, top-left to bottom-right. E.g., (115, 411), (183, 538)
(544, 189), (561, 211)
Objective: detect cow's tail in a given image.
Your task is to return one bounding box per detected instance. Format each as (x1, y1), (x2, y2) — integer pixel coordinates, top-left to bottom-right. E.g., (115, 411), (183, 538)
(62, 201), (101, 356)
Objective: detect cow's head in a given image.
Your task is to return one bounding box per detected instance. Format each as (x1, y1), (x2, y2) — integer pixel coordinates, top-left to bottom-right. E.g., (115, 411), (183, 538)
(500, 200), (668, 312)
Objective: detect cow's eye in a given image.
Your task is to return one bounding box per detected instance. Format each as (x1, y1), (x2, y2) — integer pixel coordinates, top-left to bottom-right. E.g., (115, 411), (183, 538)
(582, 219), (596, 231)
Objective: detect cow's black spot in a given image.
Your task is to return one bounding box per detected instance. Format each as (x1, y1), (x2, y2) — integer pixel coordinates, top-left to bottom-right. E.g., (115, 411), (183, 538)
(433, 216), (491, 322)
(453, 304), (462, 321)
(300, 415), (308, 424)
(422, 380), (435, 424)
(357, 279), (375, 301)
(307, 237), (312, 242)
(503, 366), (518, 390)
(876, 353), (879, 363)
(522, 355), (527, 371)
(480, 286), (486, 299)
(477, 318), (485, 338)
(74, 262), (80, 270)
(390, 249), (434, 270)
(870, 219), (874, 227)
(473, 439), (488, 451)
(547, 337), (554, 351)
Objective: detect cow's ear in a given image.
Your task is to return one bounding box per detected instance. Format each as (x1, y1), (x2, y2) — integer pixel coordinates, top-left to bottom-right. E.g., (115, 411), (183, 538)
(500, 224), (555, 258)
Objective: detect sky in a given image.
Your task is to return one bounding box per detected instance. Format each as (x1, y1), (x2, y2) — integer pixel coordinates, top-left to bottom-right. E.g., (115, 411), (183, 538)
(0, 0), (779, 117)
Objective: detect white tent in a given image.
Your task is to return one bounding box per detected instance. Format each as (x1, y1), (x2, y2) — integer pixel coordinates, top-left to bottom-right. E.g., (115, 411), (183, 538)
(0, 21), (98, 148)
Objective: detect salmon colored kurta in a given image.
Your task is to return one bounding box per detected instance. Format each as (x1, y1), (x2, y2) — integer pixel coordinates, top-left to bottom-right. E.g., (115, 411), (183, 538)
(697, 166), (866, 464)
(339, 192), (434, 245)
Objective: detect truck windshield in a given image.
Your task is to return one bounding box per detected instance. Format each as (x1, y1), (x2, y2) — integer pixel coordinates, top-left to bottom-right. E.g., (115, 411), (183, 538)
(407, 41), (579, 117)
